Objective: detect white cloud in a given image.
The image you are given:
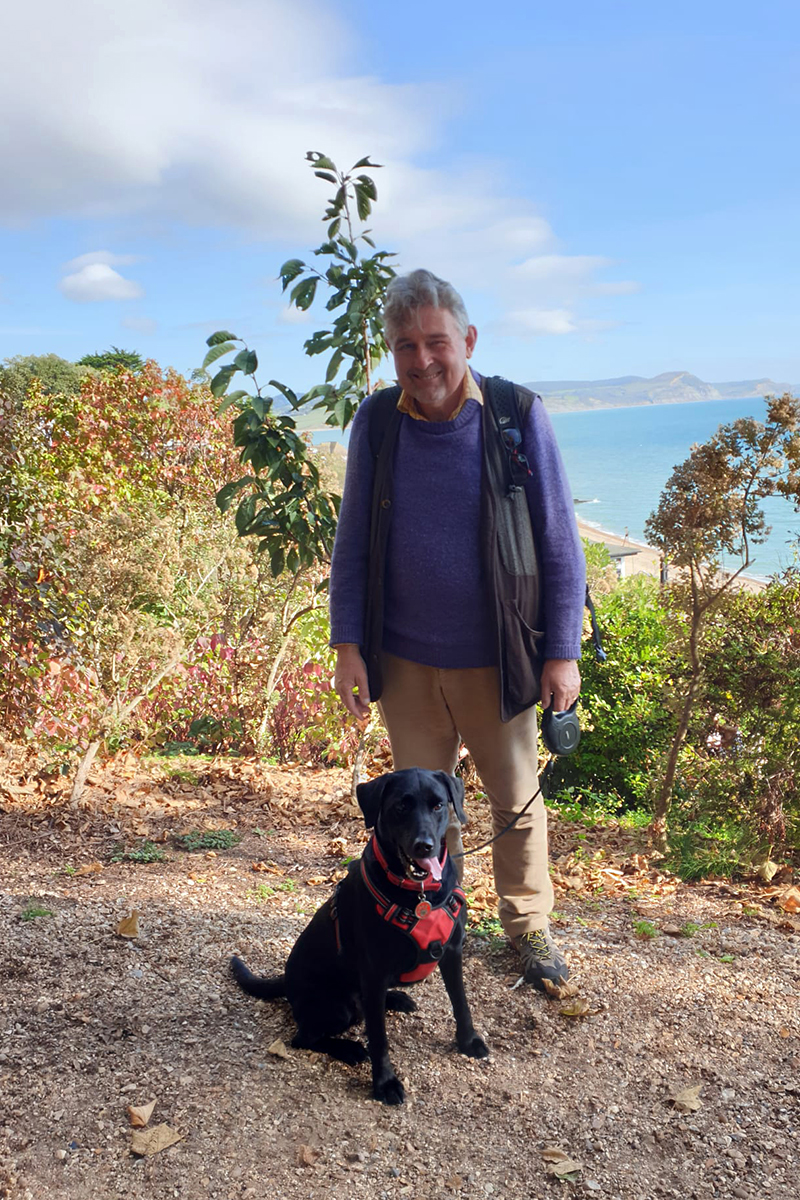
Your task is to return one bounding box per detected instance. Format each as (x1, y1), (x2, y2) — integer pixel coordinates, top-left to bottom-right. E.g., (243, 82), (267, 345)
(277, 305), (312, 325)
(498, 309), (579, 337)
(1, 0), (638, 342)
(65, 250), (142, 271)
(59, 263), (143, 302)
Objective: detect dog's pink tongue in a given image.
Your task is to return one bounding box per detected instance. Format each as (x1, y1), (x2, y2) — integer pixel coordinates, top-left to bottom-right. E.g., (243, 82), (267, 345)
(415, 856), (442, 881)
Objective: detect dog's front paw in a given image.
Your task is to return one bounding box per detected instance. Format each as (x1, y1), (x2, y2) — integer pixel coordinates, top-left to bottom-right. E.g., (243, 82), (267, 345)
(458, 1033), (490, 1059)
(373, 1073), (405, 1105)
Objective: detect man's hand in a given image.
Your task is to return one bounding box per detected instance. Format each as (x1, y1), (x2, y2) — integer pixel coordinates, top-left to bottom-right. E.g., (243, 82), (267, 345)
(333, 644), (371, 720)
(540, 658), (581, 713)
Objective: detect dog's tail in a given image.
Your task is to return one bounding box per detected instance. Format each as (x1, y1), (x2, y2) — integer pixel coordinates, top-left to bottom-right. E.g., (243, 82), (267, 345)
(230, 955), (287, 1000)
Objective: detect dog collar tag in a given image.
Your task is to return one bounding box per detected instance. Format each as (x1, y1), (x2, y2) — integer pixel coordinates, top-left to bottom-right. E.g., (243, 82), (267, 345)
(415, 899), (432, 919)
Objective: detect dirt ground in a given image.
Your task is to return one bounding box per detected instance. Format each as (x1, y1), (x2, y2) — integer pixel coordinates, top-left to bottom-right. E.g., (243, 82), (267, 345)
(1, 749), (799, 1200)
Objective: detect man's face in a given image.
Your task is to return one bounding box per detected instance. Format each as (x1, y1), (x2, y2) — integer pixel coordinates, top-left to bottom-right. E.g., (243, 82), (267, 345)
(390, 305), (478, 421)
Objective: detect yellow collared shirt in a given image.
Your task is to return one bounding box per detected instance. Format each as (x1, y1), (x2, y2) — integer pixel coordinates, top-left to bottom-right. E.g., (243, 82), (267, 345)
(397, 369), (482, 421)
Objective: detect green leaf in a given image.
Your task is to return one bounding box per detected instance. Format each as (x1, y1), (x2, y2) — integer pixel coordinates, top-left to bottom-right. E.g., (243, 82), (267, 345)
(234, 348), (258, 375)
(291, 277), (318, 311)
(326, 348), (344, 382)
(210, 364), (238, 397)
(355, 185), (371, 222)
(306, 152), (337, 171)
(235, 494), (257, 536)
(352, 156), (381, 169)
(215, 477), (255, 514)
(217, 389), (250, 415)
(327, 218), (341, 239)
(279, 257), (306, 286)
(270, 547), (285, 577)
(206, 330), (238, 347)
(268, 380), (300, 409)
(202, 341), (236, 369)
(314, 171), (338, 184)
(356, 175), (378, 200)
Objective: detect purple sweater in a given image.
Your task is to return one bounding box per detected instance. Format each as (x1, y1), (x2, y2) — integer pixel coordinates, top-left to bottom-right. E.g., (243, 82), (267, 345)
(329, 380), (586, 667)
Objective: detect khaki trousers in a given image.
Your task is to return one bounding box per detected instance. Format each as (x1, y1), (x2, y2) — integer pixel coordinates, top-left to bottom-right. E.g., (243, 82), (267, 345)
(377, 653), (554, 938)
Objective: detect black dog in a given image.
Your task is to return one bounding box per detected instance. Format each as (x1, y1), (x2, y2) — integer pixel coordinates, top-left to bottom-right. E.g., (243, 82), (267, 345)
(231, 767), (488, 1104)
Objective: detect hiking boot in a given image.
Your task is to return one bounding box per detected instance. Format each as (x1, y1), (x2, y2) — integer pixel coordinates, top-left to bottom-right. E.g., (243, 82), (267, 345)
(512, 927), (570, 991)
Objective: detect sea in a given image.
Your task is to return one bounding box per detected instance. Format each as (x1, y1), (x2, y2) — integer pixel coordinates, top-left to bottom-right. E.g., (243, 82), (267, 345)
(312, 397), (800, 581)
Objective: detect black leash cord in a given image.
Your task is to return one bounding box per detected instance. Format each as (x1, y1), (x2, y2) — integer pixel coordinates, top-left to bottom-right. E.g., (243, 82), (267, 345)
(451, 758), (554, 859)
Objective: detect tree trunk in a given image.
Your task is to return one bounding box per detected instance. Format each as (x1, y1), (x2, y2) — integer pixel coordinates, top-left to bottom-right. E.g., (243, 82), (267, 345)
(69, 739), (101, 808)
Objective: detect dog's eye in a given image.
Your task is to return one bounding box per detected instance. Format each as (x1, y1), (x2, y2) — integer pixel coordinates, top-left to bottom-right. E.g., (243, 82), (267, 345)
(432, 801), (444, 812)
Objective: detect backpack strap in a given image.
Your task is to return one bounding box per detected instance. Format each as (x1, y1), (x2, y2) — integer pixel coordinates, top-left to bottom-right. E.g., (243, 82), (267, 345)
(367, 385), (403, 458)
(482, 376), (534, 494)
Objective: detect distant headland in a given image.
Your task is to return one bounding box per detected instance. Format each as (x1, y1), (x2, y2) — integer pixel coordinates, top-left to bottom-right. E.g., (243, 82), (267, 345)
(527, 371), (796, 413)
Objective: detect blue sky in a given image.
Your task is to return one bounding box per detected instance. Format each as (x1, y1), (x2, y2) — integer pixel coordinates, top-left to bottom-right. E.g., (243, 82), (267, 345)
(1, 0), (798, 392)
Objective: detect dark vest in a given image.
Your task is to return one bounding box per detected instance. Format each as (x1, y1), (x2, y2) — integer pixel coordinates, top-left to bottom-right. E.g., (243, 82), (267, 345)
(363, 376), (543, 722)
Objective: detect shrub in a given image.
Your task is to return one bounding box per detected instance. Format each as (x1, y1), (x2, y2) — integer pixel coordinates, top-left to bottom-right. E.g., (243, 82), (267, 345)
(554, 575), (675, 808)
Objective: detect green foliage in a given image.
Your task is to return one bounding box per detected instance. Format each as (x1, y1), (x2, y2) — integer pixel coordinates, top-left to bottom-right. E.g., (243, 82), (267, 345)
(0, 363), (263, 753)
(554, 575), (675, 807)
(646, 395), (800, 572)
(644, 394), (800, 850)
(470, 914), (506, 952)
(77, 347), (144, 373)
(111, 840), (166, 864)
(246, 879), (297, 902)
(632, 919), (659, 939)
(20, 905), (54, 921)
(210, 150), (395, 578)
(664, 820), (757, 881)
(0, 353), (85, 404)
(665, 570), (800, 869)
(174, 829), (242, 852)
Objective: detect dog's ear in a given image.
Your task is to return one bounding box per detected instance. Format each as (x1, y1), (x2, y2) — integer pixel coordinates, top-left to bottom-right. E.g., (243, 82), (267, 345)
(356, 775), (388, 829)
(436, 772), (466, 825)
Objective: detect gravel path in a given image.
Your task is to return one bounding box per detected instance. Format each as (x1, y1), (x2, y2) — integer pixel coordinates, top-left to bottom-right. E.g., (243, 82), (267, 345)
(1, 755), (798, 1200)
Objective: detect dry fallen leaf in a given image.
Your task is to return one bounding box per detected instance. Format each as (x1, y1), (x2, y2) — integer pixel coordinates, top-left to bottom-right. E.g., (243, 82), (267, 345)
(297, 1144), (320, 1167)
(756, 859), (780, 882)
(541, 1145), (582, 1178)
(75, 861), (104, 876)
(116, 911), (140, 939)
(267, 1039), (290, 1059)
(559, 998), (594, 1018)
(776, 886), (800, 914)
(251, 860), (283, 874)
(130, 1123), (183, 1157)
(542, 978), (579, 1001)
(127, 1099), (156, 1128)
(672, 1084), (703, 1113)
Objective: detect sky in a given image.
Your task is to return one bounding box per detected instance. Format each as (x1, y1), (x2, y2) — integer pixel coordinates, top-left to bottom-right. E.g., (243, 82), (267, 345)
(1, 0), (798, 392)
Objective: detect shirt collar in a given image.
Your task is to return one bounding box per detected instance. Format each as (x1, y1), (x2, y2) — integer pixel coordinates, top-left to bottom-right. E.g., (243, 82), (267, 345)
(397, 368), (482, 421)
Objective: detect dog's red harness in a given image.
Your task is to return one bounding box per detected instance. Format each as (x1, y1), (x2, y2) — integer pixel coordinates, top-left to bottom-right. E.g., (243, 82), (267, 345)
(331, 836), (465, 984)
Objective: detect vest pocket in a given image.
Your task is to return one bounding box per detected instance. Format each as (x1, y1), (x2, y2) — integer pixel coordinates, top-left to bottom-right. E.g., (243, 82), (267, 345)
(502, 597), (544, 706)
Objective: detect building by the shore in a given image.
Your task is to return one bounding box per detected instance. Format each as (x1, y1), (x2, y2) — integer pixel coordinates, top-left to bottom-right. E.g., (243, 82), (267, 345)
(577, 518), (766, 592)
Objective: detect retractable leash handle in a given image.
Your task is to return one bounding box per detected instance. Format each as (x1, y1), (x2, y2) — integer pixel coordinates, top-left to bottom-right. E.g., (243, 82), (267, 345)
(541, 700), (581, 756)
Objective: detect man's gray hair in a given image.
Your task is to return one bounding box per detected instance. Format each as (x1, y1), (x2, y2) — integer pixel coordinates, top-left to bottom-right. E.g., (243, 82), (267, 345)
(383, 269), (470, 344)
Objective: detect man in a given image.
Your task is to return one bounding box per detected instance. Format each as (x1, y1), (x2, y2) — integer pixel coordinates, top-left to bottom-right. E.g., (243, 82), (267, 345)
(329, 269), (585, 990)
